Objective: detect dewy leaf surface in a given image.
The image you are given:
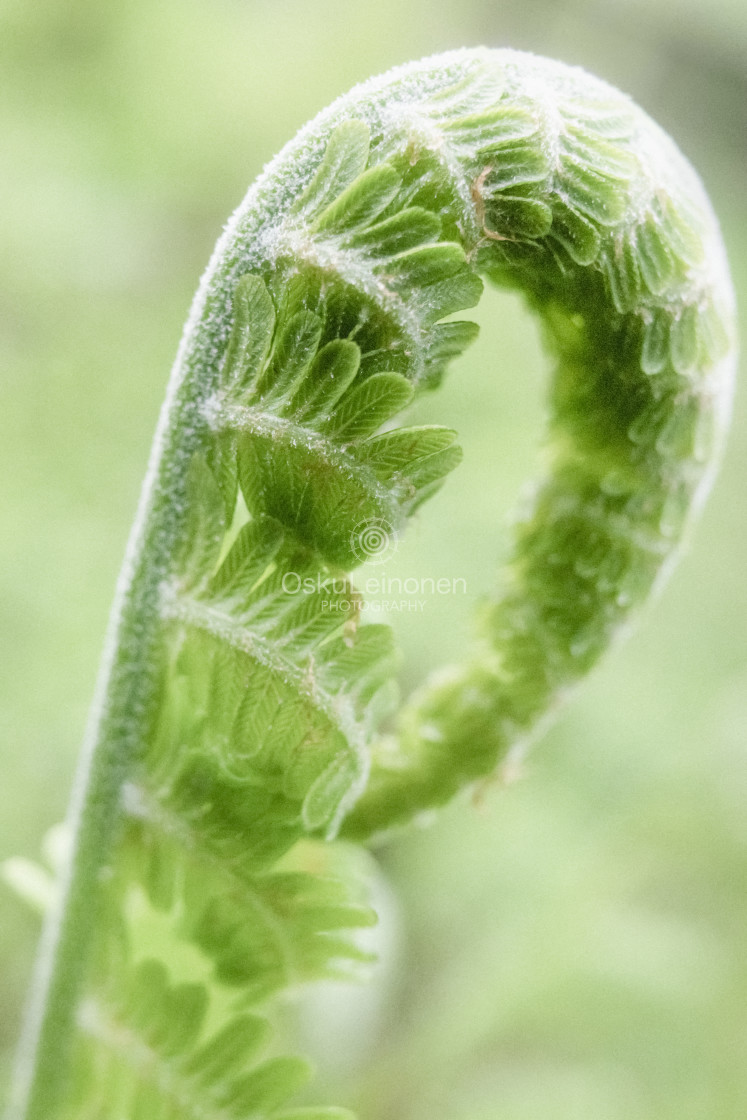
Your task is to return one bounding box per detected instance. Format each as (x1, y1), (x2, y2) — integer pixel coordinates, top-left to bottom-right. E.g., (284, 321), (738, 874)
(8, 47), (736, 1120)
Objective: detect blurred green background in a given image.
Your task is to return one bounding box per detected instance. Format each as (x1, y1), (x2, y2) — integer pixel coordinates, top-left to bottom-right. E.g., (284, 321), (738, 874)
(1, 1), (745, 1116)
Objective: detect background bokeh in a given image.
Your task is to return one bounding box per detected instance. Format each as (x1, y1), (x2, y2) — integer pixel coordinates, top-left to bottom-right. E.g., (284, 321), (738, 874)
(1, 2), (746, 1117)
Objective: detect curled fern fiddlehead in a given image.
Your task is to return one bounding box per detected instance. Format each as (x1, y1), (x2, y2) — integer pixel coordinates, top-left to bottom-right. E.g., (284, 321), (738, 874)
(8, 48), (736, 1120)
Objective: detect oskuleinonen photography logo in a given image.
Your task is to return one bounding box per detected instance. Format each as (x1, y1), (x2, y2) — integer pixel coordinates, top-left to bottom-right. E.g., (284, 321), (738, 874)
(349, 517), (399, 566)
(280, 515), (468, 614)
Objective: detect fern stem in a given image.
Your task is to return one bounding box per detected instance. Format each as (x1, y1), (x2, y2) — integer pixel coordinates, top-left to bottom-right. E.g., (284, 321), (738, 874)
(7, 325), (210, 1120)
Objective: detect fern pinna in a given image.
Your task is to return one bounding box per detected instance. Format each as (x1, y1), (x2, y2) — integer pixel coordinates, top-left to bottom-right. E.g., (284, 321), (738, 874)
(7, 48), (736, 1120)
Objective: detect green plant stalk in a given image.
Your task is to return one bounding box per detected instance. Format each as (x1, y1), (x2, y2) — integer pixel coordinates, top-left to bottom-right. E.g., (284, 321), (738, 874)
(7, 236), (221, 1120)
(7, 48), (736, 1120)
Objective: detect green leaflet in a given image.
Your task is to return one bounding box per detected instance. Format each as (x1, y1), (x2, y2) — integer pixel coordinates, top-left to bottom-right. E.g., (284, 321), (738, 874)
(380, 242), (470, 289)
(355, 425), (459, 481)
(287, 339), (361, 421)
(548, 199), (602, 265)
(321, 372), (414, 441)
(9, 47), (735, 1120)
(294, 119), (371, 220)
(221, 273), (276, 392)
(208, 515), (285, 599)
(346, 206), (441, 256)
(257, 310), (323, 402)
(441, 104), (537, 146)
(485, 193), (553, 240)
(420, 320), (480, 387)
(183, 1016), (271, 1083)
(313, 163), (401, 235)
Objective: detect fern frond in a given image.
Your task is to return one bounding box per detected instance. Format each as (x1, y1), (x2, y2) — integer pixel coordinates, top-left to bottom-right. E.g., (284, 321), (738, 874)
(8, 47), (735, 1120)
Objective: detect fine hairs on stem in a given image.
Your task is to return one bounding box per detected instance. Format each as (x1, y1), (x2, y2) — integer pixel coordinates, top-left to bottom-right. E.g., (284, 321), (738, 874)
(6, 48), (736, 1120)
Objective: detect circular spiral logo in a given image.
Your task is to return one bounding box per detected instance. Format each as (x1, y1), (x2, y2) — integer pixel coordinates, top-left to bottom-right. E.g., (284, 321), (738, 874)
(350, 517), (398, 565)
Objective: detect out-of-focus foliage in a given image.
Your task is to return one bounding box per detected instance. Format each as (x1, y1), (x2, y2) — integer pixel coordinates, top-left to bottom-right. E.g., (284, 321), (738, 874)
(1, 2), (745, 1117)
